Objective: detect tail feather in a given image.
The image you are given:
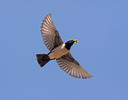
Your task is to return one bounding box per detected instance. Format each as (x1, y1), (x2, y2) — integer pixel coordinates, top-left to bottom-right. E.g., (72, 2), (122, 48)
(36, 54), (50, 67)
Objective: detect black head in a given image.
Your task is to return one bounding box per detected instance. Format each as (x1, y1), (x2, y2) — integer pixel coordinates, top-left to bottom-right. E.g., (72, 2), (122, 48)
(65, 40), (75, 50)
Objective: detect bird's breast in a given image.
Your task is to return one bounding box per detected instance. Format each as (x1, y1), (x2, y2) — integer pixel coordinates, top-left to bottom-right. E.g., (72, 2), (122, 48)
(48, 44), (69, 59)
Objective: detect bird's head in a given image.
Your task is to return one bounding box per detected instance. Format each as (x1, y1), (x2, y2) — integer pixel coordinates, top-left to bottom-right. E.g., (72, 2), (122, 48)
(65, 40), (78, 50)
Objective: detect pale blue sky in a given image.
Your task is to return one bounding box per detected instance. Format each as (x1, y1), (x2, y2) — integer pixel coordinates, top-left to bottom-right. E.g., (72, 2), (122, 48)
(0, 0), (128, 100)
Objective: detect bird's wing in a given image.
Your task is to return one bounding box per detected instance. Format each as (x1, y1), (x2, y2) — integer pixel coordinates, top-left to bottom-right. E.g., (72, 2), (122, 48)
(56, 53), (92, 79)
(41, 14), (63, 51)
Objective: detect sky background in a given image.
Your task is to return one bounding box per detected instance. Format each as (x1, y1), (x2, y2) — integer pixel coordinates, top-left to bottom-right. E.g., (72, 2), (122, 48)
(0, 0), (128, 100)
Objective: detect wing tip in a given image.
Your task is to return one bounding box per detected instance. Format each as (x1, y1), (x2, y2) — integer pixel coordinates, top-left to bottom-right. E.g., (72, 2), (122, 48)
(47, 13), (52, 17)
(41, 13), (52, 23)
(82, 73), (92, 79)
(45, 13), (52, 19)
(67, 68), (92, 79)
(74, 73), (92, 79)
(40, 13), (53, 32)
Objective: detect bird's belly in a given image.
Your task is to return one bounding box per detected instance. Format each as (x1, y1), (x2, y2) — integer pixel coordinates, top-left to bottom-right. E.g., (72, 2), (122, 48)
(48, 48), (69, 59)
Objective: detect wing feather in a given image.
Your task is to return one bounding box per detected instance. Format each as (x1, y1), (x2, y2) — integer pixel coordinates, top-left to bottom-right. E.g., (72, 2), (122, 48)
(41, 14), (63, 51)
(56, 53), (92, 79)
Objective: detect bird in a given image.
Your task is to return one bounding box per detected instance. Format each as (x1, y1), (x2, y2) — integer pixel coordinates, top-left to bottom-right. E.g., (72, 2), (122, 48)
(36, 14), (92, 79)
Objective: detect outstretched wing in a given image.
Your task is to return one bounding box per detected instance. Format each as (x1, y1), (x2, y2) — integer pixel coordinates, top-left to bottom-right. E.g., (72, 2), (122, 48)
(56, 53), (92, 79)
(41, 14), (63, 51)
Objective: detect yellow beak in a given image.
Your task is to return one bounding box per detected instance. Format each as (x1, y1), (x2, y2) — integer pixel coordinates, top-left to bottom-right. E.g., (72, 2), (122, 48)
(74, 40), (78, 44)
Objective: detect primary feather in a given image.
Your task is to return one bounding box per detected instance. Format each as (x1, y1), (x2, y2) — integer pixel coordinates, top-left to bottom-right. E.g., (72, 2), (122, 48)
(56, 53), (92, 78)
(41, 14), (63, 51)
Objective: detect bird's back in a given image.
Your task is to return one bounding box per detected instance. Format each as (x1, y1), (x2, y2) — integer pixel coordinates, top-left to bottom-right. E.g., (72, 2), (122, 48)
(48, 44), (69, 59)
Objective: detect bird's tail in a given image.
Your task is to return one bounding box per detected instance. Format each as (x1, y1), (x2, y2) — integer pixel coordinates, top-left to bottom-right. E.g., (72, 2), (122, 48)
(36, 54), (50, 67)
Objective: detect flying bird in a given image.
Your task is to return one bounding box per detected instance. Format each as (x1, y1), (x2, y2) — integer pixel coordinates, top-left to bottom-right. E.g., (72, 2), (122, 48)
(36, 14), (92, 79)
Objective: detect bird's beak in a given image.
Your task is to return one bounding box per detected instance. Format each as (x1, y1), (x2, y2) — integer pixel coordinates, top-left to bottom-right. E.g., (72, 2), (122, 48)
(74, 40), (78, 44)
